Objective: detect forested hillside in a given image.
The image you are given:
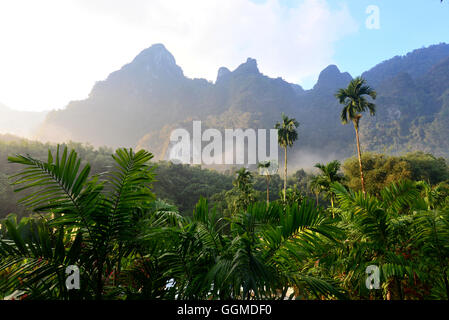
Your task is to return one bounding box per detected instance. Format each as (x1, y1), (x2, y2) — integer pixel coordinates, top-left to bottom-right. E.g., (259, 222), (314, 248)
(2, 135), (448, 218)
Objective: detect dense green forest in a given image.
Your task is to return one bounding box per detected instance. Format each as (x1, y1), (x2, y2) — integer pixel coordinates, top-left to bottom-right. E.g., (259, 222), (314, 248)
(1, 134), (449, 300)
(3, 135), (447, 219)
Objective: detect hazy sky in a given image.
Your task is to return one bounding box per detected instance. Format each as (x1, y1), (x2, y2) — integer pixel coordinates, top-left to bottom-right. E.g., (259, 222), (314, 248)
(0, 0), (448, 111)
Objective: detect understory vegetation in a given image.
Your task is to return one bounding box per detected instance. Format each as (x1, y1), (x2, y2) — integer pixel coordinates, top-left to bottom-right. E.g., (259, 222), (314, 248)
(0, 144), (448, 300)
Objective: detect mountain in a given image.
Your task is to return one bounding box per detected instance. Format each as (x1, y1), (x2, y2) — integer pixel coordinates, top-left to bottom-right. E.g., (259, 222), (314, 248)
(0, 103), (47, 138)
(362, 43), (449, 86)
(312, 65), (352, 92)
(36, 43), (449, 166)
(38, 44), (214, 147)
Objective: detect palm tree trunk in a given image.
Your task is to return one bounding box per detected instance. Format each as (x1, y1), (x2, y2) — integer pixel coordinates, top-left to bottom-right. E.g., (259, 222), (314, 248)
(284, 147), (287, 202)
(330, 195), (335, 218)
(266, 176), (270, 205)
(353, 121), (366, 194)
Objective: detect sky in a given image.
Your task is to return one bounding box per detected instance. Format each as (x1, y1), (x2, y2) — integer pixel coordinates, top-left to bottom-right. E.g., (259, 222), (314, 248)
(0, 0), (448, 112)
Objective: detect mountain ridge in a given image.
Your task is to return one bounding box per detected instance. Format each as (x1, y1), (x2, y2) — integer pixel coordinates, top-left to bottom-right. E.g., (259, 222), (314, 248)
(32, 42), (449, 165)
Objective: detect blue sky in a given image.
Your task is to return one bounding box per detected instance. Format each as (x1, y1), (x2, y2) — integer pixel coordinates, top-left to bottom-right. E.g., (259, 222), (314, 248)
(334, 0), (449, 79)
(278, 0), (449, 87)
(0, 0), (448, 111)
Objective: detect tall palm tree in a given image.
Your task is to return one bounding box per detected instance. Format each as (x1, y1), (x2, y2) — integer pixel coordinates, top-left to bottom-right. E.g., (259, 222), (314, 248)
(258, 161), (272, 205)
(275, 113), (299, 202)
(311, 160), (343, 217)
(336, 77), (376, 194)
(309, 178), (321, 207)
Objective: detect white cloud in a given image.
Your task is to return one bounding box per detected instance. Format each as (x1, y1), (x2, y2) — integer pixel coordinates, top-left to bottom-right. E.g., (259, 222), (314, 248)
(0, 0), (358, 111)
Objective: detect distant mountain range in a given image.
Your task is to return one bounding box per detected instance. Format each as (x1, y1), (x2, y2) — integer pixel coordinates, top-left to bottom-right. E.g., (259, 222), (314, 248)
(27, 42), (449, 165)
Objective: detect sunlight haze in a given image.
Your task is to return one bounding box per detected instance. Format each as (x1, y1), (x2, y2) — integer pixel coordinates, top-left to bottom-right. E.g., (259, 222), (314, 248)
(0, 0), (448, 111)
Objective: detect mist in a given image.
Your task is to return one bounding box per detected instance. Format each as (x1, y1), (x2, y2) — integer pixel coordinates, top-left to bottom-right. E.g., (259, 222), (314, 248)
(0, 103), (48, 139)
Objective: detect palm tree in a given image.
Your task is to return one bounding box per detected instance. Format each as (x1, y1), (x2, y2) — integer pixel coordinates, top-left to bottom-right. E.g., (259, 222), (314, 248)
(205, 198), (346, 300)
(0, 146), (170, 299)
(275, 113), (299, 202)
(309, 178), (322, 207)
(234, 167), (253, 191)
(336, 77), (376, 194)
(331, 180), (421, 300)
(412, 207), (449, 299)
(232, 167), (255, 212)
(310, 161), (343, 217)
(258, 161), (272, 205)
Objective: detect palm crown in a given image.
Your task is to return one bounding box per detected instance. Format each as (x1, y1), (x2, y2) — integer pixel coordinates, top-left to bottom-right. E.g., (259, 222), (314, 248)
(275, 113), (299, 148)
(336, 77), (377, 125)
(335, 77), (376, 195)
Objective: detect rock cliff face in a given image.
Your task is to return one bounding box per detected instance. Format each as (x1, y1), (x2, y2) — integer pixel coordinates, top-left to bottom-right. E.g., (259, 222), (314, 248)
(312, 65), (352, 92)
